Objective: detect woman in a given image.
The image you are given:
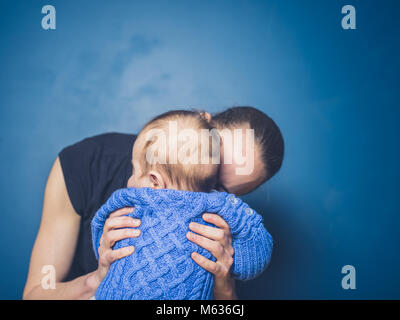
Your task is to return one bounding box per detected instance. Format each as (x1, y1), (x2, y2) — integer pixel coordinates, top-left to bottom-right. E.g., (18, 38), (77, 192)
(22, 106), (284, 299)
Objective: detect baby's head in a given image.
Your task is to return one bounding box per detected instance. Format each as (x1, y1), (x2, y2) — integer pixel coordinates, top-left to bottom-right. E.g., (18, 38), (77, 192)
(127, 110), (220, 192)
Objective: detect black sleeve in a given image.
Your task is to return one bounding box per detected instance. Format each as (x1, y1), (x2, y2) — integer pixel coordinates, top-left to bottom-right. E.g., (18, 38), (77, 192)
(58, 137), (98, 217)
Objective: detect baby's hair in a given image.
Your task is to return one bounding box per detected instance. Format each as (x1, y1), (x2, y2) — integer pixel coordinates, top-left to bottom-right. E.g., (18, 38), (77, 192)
(136, 109), (220, 192)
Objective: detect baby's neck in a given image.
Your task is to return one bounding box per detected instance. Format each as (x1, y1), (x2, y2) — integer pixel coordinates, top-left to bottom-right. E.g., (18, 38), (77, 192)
(155, 183), (205, 193)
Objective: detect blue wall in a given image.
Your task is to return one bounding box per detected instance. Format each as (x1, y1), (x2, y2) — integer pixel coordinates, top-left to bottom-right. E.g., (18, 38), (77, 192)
(0, 0), (399, 299)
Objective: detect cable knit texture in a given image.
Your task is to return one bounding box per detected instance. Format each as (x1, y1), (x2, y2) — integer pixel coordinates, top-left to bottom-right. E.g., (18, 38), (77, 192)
(91, 188), (273, 300)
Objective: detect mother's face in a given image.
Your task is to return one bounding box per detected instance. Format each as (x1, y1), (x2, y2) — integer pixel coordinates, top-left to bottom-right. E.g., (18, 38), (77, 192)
(217, 124), (266, 196)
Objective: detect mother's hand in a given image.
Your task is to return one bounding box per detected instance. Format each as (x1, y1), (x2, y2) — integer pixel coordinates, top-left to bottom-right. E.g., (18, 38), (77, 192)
(186, 213), (237, 300)
(93, 207), (141, 286)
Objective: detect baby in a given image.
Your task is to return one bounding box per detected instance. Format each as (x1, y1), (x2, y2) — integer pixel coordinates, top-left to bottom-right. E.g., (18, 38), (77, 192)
(91, 110), (273, 300)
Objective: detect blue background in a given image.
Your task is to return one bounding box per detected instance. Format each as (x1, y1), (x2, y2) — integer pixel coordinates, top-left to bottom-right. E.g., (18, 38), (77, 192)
(0, 0), (399, 299)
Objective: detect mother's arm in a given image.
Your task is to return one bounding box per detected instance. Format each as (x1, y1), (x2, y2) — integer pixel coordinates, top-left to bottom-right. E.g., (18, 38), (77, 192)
(187, 214), (237, 300)
(23, 158), (140, 299)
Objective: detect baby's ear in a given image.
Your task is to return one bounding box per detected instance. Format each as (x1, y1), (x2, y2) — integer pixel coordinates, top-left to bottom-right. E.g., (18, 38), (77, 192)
(148, 170), (166, 189)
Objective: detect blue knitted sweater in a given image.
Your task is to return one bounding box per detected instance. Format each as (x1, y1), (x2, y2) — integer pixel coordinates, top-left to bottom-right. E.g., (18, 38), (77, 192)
(91, 188), (273, 300)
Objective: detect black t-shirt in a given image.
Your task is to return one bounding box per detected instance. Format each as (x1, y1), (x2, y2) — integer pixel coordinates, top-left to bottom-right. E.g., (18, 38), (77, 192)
(58, 132), (137, 281)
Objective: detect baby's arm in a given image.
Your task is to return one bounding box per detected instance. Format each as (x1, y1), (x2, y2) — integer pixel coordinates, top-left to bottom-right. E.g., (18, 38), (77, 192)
(218, 195), (273, 281)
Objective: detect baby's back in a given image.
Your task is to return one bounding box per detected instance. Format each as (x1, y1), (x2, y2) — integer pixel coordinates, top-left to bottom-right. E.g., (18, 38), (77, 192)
(93, 188), (224, 300)
(92, 187), (273, 300)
